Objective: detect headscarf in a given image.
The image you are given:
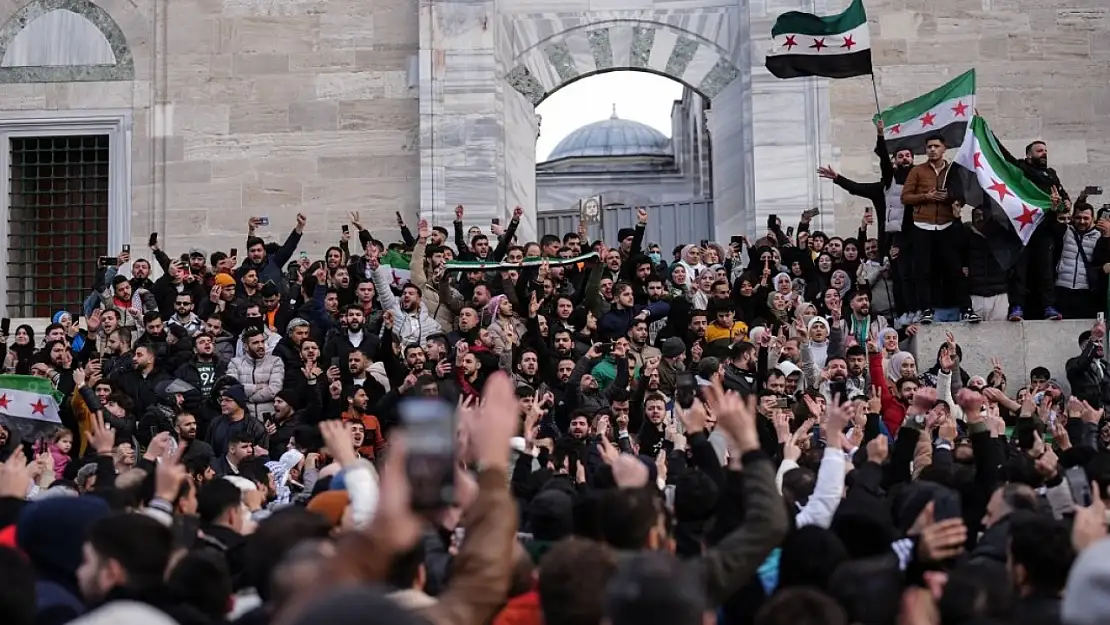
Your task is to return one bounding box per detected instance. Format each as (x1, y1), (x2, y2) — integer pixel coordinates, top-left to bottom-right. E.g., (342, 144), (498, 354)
(678, 245), (706, 279)
(807, 316), (830, 369)
(887, 351), (916, 383)
(10, 324), (35, 375)
(266, 449), (305, 506)
(831, 270), (852, 298)
(52, 311), (84, 353)
(878, 327), (900, 354)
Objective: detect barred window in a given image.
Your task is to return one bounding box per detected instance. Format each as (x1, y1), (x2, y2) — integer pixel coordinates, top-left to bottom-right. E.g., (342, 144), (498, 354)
(7, 135), (110, 318)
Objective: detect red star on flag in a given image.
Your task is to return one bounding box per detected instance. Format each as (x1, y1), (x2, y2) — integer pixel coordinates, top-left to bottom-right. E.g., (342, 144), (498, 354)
(0, 394), (10, 410)
(1015, 204), (1039, 230)
(783, 35), (798, 50)
(919, 111), (937, 127)
(841, 35), (856, 50)
(30, 398), (47, 415)
(391, 271), (402, 286)
(810, 37), (827, 51)
(889, 124), (901, 135)
(972, 152), (983, 168)
(951, 100), (969, 117)
(988, 178), (1013, 202)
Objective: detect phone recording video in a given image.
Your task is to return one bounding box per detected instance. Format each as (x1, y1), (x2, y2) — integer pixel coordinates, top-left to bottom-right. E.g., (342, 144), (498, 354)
(675, 371), (697, 410)
(399, 398), (457, 510)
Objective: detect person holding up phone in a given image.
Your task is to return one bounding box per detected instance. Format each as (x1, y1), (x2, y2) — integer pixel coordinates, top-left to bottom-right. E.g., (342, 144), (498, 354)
(241, 213), (307, 290)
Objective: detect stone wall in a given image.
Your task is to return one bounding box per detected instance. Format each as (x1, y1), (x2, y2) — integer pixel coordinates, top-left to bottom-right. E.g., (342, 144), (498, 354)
(828, 0), (1110, 236)
(911, 320), (1095, 392)
(0, 0), (421, 263)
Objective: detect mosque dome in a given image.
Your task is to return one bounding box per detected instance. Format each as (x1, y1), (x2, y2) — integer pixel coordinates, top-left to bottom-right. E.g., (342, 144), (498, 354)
(544, 106), (670, 161)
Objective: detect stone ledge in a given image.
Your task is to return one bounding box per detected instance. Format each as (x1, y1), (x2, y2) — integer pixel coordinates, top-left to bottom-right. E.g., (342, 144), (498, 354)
(910, 319), (1097, 391)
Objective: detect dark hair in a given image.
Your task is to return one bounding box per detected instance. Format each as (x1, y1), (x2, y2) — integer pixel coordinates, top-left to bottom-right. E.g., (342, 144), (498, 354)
(754, 587), (847, 625)
(245, 507), (332, 601)
(142, 311), (162, 326)
(247, 236), (265, 250)
(0, 546), (35, 625)
(237, 457), (271, 487)
(166, 547), (233, 620)
(540, 234), (561, 249)
(471, 234), (488, 248)
(562, 232), (580, 243)
(539, 538), (619, 625)
(598, 488), (659, 551)
(197, 478), (243, 524)
(386, 541), (426, 590)
(229, 431), (254, 448)
(605, 551), (706, 625)
(87, 513), (174, 594)
(1008, 510), (1074, 594)
(925, 134), (946, 146)
(1025, 140), (1046, 155)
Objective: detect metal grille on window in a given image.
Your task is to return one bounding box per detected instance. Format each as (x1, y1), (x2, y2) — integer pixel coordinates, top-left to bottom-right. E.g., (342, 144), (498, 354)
(8, 135), (110, 318)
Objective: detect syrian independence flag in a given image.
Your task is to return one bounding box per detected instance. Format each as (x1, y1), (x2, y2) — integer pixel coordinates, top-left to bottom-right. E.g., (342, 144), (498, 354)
(445, 252), (598, 273)
(765, 0), (872, 79)
(381, 249), (411, 286)
(0, 375), (62, 442)
(952, 115), (1055, 268)
(877, 69), (975, 156)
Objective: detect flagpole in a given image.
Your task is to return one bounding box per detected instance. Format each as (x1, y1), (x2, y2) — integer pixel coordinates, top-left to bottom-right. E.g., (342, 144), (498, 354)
(869, 72), (882, 118)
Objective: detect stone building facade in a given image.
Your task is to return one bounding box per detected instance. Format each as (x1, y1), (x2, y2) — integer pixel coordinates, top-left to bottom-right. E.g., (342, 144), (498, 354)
(0, 0), (1105, 317)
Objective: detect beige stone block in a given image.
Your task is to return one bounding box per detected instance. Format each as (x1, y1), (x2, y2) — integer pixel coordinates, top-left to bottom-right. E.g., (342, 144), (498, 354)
(134, 137), (186, 164)
(877, 11), (920, 39)
(318, 155), (415, 178)
(1046, 140), (1089, 166)
(303, 178), (417, 211)
(166, 16), (220, 56)
(315, 72), (384, 99)
(338, 99), (418, 131)
(935, 11), (1031, 36)
(173, 105), (231, 135)
(225, 17), (320, 54)
(243, 174), (303, 210)
(872, 38), (907, 65)
(905, 39), (981, 64)
(166, 161), (213, 184)
(320, 11), (375, 48)
(1027, 32), (1092, 60)
(255, 158), (319, 178)
(165, 181), (243, 211)
(233, 53), (291, 76)
(289, 51), (358, 72)
(988, 116), (1043, 141)
(163, 209), (210, 236)
(230, 103), (290, 134)
(289, 101), (338, 131)
(46, 82), (136, 109)
(372, 0), (417, 46)
(210, 159), (255, 182)
(0, 83), (46, 110)
(354, 45), (418, 71)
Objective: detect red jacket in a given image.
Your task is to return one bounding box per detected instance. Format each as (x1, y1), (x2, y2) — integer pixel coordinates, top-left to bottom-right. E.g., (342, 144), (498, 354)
(342, 410), (388, 461)
(493, 589), (541, 625)
(870, 352), (906, 436)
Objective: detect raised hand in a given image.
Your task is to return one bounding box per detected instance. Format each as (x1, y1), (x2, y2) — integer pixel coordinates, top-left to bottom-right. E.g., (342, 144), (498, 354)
(513, 206), (523, 220)
(349, 211), (363, 230)
(817, 165), (838, 180)
(636, 207), (648, 225)
(320, 420), (358, 468)
(454, 204), (464, 221)
(418, 219), (431, 240)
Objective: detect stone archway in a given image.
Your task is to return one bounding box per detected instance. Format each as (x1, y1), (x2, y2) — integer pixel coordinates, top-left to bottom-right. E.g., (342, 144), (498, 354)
(418, 1), (832, 242)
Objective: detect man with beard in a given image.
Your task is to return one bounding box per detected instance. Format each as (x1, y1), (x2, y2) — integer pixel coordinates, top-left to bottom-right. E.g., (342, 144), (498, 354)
(323, 304), (381, 379)
(175, 411), (215, 464)
(340, 385), (387, 461)
(626, 320), (661, 371)
(722, 341), (758, 397)
(203, 314), (237, 362)
(844, 345), (869, 399)
(1053, 202), (1109, 319)
(1066, 319), (1110, 408)
(998, 139), (1067, 320)
(448, 306), (481, 347)
(819, 119), (916, 324)
(110, 344), (172, 418)
(840, 291), (888, 347)
(136, 311), (194, 372)
(100, 274), (159, 331)
(551, 329), (579, 361)
(174, 332), (228, 438)
(101, 327), (133, 378)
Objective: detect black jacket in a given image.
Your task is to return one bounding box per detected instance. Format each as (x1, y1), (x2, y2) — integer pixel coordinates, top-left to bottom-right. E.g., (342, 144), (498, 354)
(964, 223), (1009, 297)
(1066, 340), (1110, 409)
(109, 366), (173, 417)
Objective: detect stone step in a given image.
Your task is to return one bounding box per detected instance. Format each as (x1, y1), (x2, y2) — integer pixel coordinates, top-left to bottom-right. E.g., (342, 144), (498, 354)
(909, 319), (1098, 392)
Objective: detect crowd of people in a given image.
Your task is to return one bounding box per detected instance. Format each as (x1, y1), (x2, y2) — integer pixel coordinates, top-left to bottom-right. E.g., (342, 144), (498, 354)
(0, 148), (1109, 625)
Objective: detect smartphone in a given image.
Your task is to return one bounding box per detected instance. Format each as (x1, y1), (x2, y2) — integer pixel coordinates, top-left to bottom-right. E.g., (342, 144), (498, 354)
(802, 207), (820, 220)
(257, 216), (270, 226)
(122, 244), (130, 254)
(775, 397), (789, 409)
(1067, 466), (1093, 507)
(342, 224), (349, 234)
(730, 235), (744, 247)
(98, 256), (118, 267)
(675, 371), (697, 410)
(864, 205), (873, 215)
(230, 247), (237, 258)
(786, 226), (795, 237)
(148, 232), (158, 247)
(399, 398), (457, 510)
(492, 218), (501, 226)
(395, 211), (404, 223)
(597, 341), (612, 356)
(330, 356), (340, 369)
(300, 251), (308, 260)
(262, 412), (273, 423)
(700, 239), (710, 249)
(933, 490), (963, 521)
(2, 318), (10, 334)
(1084, 185), (1103, 196)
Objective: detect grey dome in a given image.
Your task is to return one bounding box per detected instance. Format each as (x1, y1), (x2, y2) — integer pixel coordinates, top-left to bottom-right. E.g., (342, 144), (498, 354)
(546, 108), (670, 161)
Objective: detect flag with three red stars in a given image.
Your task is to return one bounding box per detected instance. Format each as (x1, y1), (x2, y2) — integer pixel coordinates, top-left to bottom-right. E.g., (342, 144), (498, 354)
(951, 115), (1056, 270)
(0, 374), (62, 433)
(765, 0), (871, 79)
(875, 70), (975, 157)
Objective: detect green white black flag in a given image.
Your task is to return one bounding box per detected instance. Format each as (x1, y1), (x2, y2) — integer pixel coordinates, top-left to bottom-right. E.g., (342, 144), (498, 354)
(876, 69), (975, 156)
(765, 0), (872, 79)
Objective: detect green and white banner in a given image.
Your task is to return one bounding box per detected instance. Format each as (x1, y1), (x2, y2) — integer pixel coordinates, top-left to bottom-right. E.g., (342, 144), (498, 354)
(765, 0), (872, 80)
(445, 252), (598, 273)
(0, 374), (62, 424)
(876, 69), (976, 156)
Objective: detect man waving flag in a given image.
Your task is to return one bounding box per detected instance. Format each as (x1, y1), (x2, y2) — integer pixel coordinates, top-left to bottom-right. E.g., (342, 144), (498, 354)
(765, 0), (872, 79)
(951, 115), (1060, 270)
